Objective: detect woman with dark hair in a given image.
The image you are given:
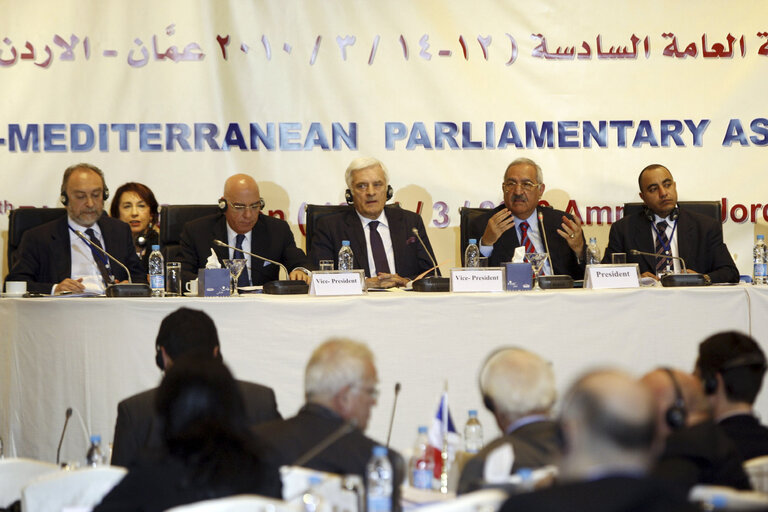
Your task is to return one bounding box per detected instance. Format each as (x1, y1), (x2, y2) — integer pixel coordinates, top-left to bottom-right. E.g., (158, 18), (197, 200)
(94, 357), (280, 511)
(109, 182), (160, 271)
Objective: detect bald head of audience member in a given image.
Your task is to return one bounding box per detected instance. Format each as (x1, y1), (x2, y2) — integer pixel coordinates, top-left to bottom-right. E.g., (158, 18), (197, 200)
(559, 369), (656, 481)
(480, 347), (556, 432)
(640, 368), (711, 441)
(304, 338), (379, 431)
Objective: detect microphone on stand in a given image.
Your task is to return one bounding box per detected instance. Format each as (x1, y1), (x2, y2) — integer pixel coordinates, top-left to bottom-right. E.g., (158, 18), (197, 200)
(627, 249), (708, 287)
(73, 230), (151, 297)
(386, 382), (401, 448)
(537, 212), (554, 273)
(410, 228), (449, 292)
(212, 239), (308, 295)
(56, 407), (73, 465)
(535, 212), (574, 289)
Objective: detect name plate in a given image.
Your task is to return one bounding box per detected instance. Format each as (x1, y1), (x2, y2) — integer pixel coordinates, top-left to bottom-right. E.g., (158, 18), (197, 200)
(310, 270), (366, 296)
(584, 264), (640, 289)
(450, 268), (506, 293)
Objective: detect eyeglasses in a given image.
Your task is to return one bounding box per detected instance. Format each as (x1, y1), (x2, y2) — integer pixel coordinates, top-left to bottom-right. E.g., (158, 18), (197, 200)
(352, 384), (380, 400)
(353, 182), (386, 192)
(227, 200), (263, 212)
(503, 180), (540, 192)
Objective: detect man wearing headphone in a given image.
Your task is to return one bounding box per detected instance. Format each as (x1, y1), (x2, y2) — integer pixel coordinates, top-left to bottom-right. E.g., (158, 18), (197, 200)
(641, 367), (750, 491)
(179, 173), (311, 286)
(310, 157), (438, 288)
(111, 307), (281, 468)
(696, 331), (768, 460)
(457, 347), (561, 494)
(5, 163), (145, 294)
(603, 164), (738, 283)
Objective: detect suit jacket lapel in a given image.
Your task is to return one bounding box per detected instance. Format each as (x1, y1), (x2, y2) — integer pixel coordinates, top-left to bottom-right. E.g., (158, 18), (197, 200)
(631, 214), (657, 270)
(675, 211), (696, 269)
(386, 208), (407, 272)
(249, 216), (269, 281)
(345, 210), (370, 277)
(213, 216), (230, 263)
(52, 216), (72, 282)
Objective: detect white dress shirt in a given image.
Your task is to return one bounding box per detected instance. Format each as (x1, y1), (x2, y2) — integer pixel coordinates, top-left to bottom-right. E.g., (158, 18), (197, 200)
(66, 218), (107, 294)
(226, 224), (254, 285)
(357, 210), (396, 276)
(652, 212), (680, 274)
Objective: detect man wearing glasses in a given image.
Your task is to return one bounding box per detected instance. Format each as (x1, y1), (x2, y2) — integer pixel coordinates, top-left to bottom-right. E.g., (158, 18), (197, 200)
(470, 157), (586, 278)
(180, 173), (311, 285)
(310, 156), (439, 288)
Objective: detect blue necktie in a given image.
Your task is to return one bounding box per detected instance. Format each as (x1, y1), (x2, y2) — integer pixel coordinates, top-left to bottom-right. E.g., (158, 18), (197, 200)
(85, 228), (113, 285)
(369, 221), (390, 274)
(655, 221), (672, 273)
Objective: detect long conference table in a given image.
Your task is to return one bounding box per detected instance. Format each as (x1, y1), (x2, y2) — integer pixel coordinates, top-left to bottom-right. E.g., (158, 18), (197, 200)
(2, 285), (768, 465)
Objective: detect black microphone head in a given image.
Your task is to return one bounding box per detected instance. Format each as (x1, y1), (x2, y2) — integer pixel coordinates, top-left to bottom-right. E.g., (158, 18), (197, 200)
(65, 407), (73, 417)
(394, 382), (401, 394)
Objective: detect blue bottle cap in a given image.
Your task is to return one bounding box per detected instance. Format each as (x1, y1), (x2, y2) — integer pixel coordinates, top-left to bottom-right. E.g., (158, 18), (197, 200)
(468, 239), (477, 245)
(372, 445), (388, 456)
(152, 244), (160, 251)
(342, 240), (351, 246)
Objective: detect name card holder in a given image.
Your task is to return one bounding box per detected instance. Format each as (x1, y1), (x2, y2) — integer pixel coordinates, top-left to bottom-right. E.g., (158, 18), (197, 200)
(584, 264), (641, 289)
(310, 270), (366, 296)
(450, 267), (506, 293)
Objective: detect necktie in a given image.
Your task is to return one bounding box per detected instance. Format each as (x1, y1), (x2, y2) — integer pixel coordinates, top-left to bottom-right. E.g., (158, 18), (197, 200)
(655, 221), (671, 273)
(369, 221), (390, 274)
(84, 228), (112, 285)
(520, 221), (543, 276)
(235, 234), (251, 287)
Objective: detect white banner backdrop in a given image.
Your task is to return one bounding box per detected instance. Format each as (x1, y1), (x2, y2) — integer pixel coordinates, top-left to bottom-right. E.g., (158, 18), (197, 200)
(2, 1), (768, 279)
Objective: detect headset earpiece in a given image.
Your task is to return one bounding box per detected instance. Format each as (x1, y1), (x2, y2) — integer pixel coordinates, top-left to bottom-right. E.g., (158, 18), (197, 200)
(155, 344), (165, 371)
(663, 368), (688, 430)
(386, 185), (393, 201)
(60, 191), (68, 206)
(218, 198), (227, 212)
(344, 189), (353, 205)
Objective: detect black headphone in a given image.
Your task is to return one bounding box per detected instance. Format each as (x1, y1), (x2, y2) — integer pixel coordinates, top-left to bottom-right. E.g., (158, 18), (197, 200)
(218, 197), (265, 212)
(702, 352), (768, 395)
(643, 205), (679, 222)
(663, 368), (688, 430)
(345, 185), (393, 205)
(60, 185), (110, 206)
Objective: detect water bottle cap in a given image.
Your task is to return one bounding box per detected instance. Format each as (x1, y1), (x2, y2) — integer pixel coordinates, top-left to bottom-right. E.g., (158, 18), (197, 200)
(90, 434), (101, 444)
(151, 245), (160, 251)
(589, 237), (597, 244)
(308, 475), (323, 486)
(468, 409), (478, 417)
(372, 445), (388, 456)
(418, 425), (428, 433)
(759, 235), (765, 241)
(468, 238), (477, 245)
(517, 468), (533, 480)
(342, 240), (351, 246)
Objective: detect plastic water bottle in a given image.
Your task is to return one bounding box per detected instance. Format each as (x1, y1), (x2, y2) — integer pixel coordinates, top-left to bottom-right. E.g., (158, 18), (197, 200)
(366, 445), (393, 512)
(754, 235), (767, 285)
(464, 410), (483, 454)
(0, 435), (4, 459)
(148, 245), (165, 296)
(465, 238), (480, 267)
(338, 240), (354, 271)
(410, 426), (435, 489)
(86, 435), (104, 466)
(586, 237), (601, 265)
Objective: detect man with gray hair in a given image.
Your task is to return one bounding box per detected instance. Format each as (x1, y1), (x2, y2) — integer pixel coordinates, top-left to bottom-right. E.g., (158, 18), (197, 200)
(469, 158), (585, 279)
(499, 369), (697, 512)
(252, 338), (404, 505)
(458, 347), (561, 494)
(310, 157), (438, 288)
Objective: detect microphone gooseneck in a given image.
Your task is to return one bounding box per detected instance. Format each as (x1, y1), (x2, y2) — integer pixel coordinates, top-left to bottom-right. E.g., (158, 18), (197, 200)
(74, 230), (133, 284)
(212, 239), (289, 280)
(386, 382), (401, 448)
(411, 228), (439, 276)
(537, 212), (554, 275)
(628, 249), (688, 273)
(290, 419), (357, 468)
(56, 407), (73, 465)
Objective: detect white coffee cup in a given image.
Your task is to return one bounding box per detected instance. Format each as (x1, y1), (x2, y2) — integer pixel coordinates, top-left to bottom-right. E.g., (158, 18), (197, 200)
(5, 281), (27, 296)
(185, 279), (199, 296)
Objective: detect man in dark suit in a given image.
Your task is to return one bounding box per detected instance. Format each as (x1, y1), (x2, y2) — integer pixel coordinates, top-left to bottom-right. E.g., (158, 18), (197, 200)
(179, 174), (311, 286)
(469, 158), (585, 279)
(310, 157), (438, 288)
(695, 331), (768, 461)
(500, 370), (697, 512)
(642, 368), (751, 491)
(111, 307), (281, 468)
(458, 347), (561, 494)
(603, 164), (738, 283)
(5, 163), (145, 294)
(253, 338), (404, 509)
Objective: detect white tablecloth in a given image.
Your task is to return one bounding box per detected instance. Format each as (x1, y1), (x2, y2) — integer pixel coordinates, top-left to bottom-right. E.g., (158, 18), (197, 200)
(2, 285), (766, 462)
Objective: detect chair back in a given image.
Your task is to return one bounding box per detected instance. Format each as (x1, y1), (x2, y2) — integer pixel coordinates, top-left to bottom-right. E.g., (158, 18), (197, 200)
(622, 201), (722, 230)
(159, 205), (221, 262)
(0, 458), (59, 508)
(744, 455), (768, 493)
(21, 465), (127, 512)
(7, 208), (67, 270)
(459, 207), (494, 265)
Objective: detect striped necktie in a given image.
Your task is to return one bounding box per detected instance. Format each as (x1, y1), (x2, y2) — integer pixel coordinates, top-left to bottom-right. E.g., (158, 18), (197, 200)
(655, 221), (672, 273)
